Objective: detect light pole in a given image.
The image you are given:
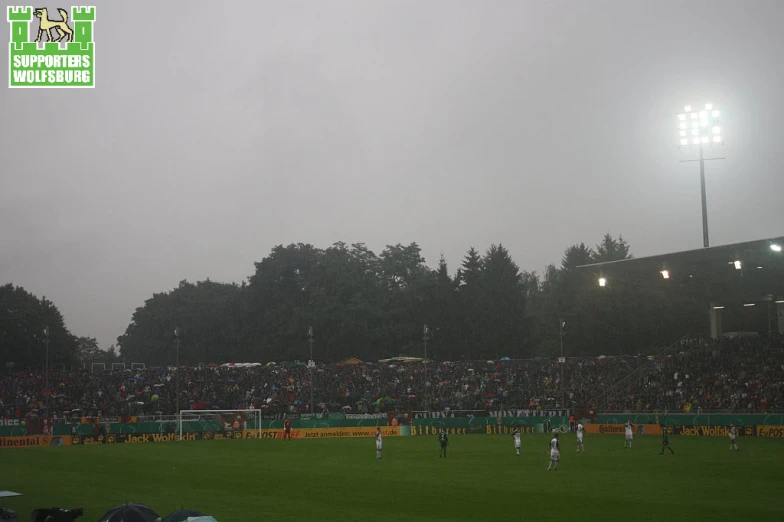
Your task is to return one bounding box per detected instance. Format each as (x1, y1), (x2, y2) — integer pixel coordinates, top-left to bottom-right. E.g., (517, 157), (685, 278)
(174, 327), (180, 415)
(559, 320), (565, 409)
(677, 104), (725, 248)
(43, 326), (49, 412)
(308, 326), (315, 414)
(423, 324), (429, 412)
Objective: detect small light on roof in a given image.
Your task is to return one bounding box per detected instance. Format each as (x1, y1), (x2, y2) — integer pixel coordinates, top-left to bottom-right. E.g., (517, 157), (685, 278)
(660, 270), (670, 279)
(743, 303), (755, 307)
(771, 244), (782, 252)
(598, 277), (607, 287)
(734, 260), (742, 270)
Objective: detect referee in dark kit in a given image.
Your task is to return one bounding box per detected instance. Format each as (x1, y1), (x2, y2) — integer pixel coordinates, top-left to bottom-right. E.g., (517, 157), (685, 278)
(660, 425), (674, 455)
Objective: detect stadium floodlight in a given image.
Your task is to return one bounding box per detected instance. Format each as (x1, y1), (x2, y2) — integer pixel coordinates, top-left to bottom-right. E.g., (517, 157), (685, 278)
(677, 104), (725, 248)
(771, 244), (782, 252)
(776, 300), (784, 304)
(677, 104), (723, 146)
(660, 270), (670, 279)
(598, 277), (607, 287)
(734, 260), (742, 270)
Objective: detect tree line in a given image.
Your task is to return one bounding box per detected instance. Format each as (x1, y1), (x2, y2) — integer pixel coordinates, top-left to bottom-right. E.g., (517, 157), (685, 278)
(0, 283), (119, 370)
(1, 234), (711, 369)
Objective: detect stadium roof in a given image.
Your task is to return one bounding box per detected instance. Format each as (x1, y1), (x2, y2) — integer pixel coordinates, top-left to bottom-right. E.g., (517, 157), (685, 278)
(577, 235), (784, 304)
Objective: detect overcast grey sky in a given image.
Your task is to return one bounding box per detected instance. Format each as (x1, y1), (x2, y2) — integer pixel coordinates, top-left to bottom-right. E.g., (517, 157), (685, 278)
(2, 0), (783, 349)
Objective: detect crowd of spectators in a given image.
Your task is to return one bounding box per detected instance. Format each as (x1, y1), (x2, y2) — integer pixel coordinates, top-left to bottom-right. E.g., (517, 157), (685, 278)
(1, 336), (782, 421)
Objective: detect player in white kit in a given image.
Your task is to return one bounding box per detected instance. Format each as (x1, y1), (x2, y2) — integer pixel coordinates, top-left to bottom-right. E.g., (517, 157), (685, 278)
(729, 424), (739, 451)
(513, 427), (521, 455)
(547, 432), (560, 471)
(624, 421), (633, 449)
(375, 427), (383, 460)
(576, 423), (585, 452)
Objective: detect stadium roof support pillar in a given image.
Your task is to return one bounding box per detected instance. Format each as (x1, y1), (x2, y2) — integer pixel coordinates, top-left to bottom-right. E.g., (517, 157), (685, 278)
(710, 302), (723, 339)
(778, 301), (784, 335)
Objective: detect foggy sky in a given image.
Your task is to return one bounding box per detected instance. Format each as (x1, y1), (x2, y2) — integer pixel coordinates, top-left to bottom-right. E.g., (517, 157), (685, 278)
(2, 0), (784, 350)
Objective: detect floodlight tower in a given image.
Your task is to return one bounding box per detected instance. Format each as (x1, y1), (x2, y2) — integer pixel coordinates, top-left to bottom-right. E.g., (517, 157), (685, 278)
(677, 104), (725, 248)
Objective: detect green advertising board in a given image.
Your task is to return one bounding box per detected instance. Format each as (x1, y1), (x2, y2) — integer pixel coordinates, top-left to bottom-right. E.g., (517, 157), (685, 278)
(596, 413), (784, 427)
(411, 416), (570, 435)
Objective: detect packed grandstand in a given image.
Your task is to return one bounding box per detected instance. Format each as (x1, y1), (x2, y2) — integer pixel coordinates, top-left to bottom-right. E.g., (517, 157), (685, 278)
(2, 335), (781, 424)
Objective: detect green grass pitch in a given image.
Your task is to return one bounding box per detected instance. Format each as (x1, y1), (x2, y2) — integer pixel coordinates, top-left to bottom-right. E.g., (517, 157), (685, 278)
(2, 434), (782, 520)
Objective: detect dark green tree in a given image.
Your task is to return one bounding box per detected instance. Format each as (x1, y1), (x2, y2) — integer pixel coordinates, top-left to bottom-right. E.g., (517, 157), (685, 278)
(593, 233), (632, 263)
(117, 280), (243, 365)
(0, 284), (78, 369)
(480, 244), (527, 359)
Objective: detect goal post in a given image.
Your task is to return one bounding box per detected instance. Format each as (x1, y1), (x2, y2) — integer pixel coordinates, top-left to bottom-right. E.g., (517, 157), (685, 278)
(177, 409), (262, 439)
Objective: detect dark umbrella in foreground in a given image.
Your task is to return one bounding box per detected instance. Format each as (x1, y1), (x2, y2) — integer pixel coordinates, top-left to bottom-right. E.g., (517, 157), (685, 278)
(158, 510), (205, 522)
(98, 503), (159, 522)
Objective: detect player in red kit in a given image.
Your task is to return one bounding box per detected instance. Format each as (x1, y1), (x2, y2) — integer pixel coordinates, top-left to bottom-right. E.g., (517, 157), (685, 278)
(283, 418), (292, 441)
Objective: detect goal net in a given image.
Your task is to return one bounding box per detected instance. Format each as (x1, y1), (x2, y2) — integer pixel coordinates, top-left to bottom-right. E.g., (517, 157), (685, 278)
(177, 409), (262, 439)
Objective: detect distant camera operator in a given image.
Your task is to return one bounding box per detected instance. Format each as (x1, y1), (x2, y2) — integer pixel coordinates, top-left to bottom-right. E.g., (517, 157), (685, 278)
(31, 508), (83, 522)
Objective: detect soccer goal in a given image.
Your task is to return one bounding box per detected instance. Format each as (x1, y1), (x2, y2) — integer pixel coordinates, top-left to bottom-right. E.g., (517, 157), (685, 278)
(177, 409), (262, 439)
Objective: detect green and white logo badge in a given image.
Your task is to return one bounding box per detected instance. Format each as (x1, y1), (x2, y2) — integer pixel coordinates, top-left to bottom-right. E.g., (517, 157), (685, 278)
(8, 5), (95, 88)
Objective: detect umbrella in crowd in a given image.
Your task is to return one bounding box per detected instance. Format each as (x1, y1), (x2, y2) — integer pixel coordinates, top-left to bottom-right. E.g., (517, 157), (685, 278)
(157, 509), (205, 522)
(99, 503), (159, 522)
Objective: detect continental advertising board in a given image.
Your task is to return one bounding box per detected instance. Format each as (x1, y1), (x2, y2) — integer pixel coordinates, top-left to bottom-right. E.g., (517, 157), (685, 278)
(0, 435), (70, 448)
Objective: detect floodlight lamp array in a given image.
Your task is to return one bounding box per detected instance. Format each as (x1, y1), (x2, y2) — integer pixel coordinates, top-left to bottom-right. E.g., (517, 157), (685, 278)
(678, 104), (723, 146)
